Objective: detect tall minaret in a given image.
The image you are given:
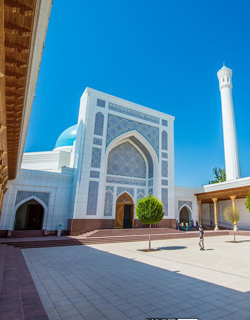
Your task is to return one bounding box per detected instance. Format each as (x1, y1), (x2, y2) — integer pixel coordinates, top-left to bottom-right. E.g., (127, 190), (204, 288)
(217, 64), (241, 181)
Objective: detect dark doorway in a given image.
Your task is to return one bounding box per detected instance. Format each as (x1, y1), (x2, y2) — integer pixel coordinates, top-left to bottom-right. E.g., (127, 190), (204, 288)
(27, 205), (44, 230)
(179, 206), (190, 226)
(14, 200), (44, 230)
(123, 205), (132, 228)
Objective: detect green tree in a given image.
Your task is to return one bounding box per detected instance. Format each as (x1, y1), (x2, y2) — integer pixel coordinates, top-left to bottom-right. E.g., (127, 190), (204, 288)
(209, 167), (226, 184)
(223, 206), (240, 242)
(136, 195), (164, 251)
(245, 190), (250, 213)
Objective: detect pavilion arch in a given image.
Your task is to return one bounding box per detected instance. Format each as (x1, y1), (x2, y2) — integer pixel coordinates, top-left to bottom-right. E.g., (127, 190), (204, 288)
(179, 204), (192, 225)
(13, 196), (48, 231)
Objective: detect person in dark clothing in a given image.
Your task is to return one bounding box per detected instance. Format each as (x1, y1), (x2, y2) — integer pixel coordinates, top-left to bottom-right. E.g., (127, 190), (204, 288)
(199, 225), (204, 251)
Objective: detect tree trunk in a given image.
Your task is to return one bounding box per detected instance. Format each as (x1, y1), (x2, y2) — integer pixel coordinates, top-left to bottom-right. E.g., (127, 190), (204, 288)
(149, 224), (151, 251)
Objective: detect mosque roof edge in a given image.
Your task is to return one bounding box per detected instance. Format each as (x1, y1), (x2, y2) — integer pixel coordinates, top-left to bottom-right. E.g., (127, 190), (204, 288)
(81, 87), (175, 121)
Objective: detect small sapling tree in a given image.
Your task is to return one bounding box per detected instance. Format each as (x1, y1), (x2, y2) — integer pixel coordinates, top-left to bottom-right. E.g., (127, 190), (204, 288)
(245, 190), (250, 214)
(223, 206), (240, 242)
(136, 195), (164, 251)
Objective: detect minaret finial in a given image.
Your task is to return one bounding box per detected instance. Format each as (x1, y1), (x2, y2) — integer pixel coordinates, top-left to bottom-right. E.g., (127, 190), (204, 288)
(223, 61), (225, 66)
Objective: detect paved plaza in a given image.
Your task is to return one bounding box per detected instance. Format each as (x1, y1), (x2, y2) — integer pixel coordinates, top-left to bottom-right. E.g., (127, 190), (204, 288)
(23, 235), (250, 320)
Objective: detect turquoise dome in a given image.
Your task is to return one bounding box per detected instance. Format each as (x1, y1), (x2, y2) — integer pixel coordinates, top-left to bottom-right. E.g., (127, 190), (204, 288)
(55, 125), (77, 149)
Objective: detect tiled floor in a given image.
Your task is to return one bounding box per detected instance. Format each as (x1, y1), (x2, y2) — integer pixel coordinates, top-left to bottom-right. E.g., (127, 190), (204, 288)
(22, 234), (250, 320)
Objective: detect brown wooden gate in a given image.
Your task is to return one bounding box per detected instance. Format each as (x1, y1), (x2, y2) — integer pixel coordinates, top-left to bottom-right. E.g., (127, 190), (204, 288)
(115, 193), (134, 228)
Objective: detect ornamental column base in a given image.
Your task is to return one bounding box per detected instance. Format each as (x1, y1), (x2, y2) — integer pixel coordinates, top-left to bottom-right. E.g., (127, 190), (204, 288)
(214, 225), (219, 231)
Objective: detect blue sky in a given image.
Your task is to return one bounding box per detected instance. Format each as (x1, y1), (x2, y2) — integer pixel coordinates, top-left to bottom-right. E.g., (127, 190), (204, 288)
(25, 0), (250, 187)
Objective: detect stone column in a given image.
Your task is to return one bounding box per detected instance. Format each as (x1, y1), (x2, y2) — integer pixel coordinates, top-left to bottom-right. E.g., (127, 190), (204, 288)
(198, 200), (202, 225)
(230, 195), (238, 231)
(212, 198), (219, 231)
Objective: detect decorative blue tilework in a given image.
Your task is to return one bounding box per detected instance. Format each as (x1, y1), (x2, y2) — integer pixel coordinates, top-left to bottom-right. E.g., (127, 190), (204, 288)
(104, 191), (113, 216)
(129, 136), (153, 178)
(162, 130), (168, 151)
(109, 102), (159, 124)
(106, 176), (146, 186)
(178, 201), (192, 210)
(106, 114), (159, 157)
(162, 180), (168, 186)
(162, 160), (168, 177)
(15, 191), (49, 207)
(107, 142), (146, 178)
(90, 171), (100, 178)
(106, 186), (114, 192)
(162, 188), (168, 216)
(91, 147), (101, 168)
(97, 98), (105, 108)
(94, 112), (104, 136)
(86, 181), (99, 215)
(148, 179), (153, 186)
(137, 193), (144, 201)
(162, 119), (168, 127)
(162, 152), (168, 159)
(149, 188), (153, 195)
(93, 138), (102, 146)
(117, 187), (134, 197)
(137, 189), (145, 195)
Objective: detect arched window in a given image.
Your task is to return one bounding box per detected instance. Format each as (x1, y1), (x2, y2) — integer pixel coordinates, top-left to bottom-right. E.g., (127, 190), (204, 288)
(162, 131), (168, 151)
(94, 112), (104, 136)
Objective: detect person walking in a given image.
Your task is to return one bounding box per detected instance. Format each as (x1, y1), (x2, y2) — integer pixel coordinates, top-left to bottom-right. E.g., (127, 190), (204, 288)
(199, 225), (204, 251)
(185, 222), (188, 231)
(176, 220), (179, 230)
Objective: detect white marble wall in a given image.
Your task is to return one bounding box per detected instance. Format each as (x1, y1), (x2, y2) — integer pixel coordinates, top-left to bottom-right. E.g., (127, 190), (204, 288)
(0, 168), (74, 231)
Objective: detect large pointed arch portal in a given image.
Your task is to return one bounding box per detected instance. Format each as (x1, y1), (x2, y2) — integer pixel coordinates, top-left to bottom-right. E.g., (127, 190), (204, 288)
(14, 199), (44, 230)
(115, 193), (134, 228)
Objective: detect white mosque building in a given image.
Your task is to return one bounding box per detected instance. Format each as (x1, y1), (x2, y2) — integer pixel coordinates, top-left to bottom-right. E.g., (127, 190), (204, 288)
(0, 65), (250, 237)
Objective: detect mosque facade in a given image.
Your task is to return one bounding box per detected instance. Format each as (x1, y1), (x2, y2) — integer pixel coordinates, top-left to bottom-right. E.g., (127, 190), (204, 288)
(0, 65), (250, 236)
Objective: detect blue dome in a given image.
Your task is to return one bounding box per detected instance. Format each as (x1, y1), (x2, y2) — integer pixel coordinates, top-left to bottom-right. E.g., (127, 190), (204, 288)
(55, 125), (77, 149)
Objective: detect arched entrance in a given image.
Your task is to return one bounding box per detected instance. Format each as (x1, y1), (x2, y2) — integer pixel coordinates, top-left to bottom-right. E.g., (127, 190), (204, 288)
(179, 206), (190, 226)
(14, 199), (44, 230)
(115, 193), (134, 228)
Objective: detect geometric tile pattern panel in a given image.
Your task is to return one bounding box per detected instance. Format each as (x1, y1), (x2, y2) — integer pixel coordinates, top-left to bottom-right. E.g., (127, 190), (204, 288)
(109, 102), (159, 124)
(162, 180), (168, 186)
(107, 142), (146, 178)
(94, 112), (104, 136)
(106, 114), (159, 157)
(137, 189), (145, 195)
(137, 193), (144, 201)
(97, 98), (106, 108)
(162, 130), (168, 151)
(106, 186), (114, 192)
(178, 200), (193, 210)
(106, 176), (146, 186)
(117, 187), (134, 198)
(104, 191), (113, 216)
(93, 138), (102, 146)
(162, 119), (168, 127)
(162, 152), (168, 159)
(15, 191), (50, 207)
(91, 148), (102, 168)
(162, 188), (168, 216)
(162, 160), (168, 177)
(129, 136), (154, 178)
(148, 179), (153, 186)
(90, 171), (100, 178)
(86, 181), (99, 215)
